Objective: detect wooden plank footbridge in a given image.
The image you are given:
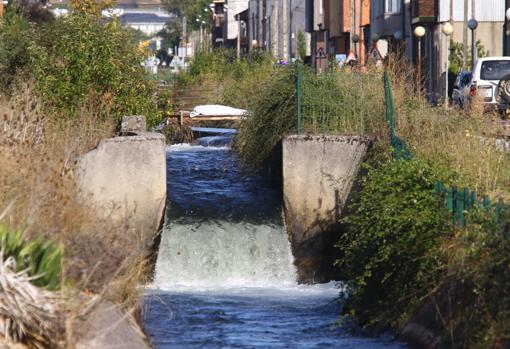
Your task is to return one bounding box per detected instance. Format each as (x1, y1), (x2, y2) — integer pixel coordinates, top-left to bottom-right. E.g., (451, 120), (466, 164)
(164, 86), (245, 126)
(167, 109), (244, 126)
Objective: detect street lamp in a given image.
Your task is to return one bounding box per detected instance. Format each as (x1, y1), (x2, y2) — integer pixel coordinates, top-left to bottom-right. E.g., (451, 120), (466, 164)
(442, 22), (454, 108)
(467, 18), (478, 69)
(352, 33), (360, 59)
(414, 26), (426, 89)
(506, 8), (510, 56)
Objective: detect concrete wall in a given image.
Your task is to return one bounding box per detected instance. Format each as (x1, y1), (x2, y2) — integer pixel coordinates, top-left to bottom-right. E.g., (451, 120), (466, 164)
(75, 301), (150, 349)
(77, 132), (166, 250)
(282, 134), (370, 283)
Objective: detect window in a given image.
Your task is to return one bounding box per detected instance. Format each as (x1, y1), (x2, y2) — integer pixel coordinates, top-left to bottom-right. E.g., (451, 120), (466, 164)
(480, 61), (510, 81)
(385, 0), (401, 13)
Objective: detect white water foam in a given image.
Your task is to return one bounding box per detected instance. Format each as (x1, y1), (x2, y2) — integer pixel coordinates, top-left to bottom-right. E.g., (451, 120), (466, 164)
(167, 143), (230, 152)
(153, 220), (298, 290)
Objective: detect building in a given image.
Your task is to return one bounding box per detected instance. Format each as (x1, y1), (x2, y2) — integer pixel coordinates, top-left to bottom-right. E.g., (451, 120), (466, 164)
(324, 0), (371, 62)
(254, 0), (307, 59)
(369, 0), (505, 101)
(119, 11), (171, 36)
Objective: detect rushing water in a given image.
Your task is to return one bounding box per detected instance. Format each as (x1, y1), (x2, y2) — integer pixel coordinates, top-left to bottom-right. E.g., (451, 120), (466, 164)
(143, 129), (406, 349)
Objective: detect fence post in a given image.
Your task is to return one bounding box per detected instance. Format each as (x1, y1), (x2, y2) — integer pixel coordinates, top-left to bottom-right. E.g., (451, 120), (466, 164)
(384, 71), (396, 140)
(496, 198), (504, 225)
(455, 189), (465, 227)
(296, 63), (302, 134)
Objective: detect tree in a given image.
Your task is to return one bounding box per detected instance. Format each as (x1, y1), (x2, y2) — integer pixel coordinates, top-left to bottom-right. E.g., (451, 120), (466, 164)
(449, 40), (489, 75)
(162, 0), (210, 31)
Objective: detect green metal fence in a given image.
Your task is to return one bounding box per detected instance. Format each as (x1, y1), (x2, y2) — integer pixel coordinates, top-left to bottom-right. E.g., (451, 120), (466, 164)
(383, 71), (411, 160)
(382, 71), (505, 228)
(295, 64), (376, 135)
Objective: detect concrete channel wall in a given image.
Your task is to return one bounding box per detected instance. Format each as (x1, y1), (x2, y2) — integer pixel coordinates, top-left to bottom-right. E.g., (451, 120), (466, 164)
(74, 116), (166, 348)
(282, 134), (371, 283)
(77, 132), (167, 238)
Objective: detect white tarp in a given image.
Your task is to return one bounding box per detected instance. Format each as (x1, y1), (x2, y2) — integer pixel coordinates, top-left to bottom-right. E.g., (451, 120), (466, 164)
(189, 105), (248, 117)
(227, 0), (249, 40)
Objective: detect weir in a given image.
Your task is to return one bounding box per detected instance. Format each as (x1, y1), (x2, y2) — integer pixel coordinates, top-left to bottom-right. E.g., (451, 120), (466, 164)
(143, 129), (404, 349)
(154, 220), (295, 287)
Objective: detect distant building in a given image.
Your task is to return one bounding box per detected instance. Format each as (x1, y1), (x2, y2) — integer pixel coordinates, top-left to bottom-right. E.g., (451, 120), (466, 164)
(119, 11), (171, 36)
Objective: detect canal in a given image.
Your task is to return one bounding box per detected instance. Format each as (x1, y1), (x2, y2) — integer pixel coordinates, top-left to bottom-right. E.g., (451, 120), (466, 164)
(143, 129), (406, 349)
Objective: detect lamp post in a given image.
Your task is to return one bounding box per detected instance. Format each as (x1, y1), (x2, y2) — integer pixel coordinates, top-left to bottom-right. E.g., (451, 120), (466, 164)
(467, 18), (478, 69)
(414, 26), (426, 89)
(352, 33), (360, 59)
(442, 22), (454, 108)
(506, 8), (510, 56)
(394, 30), (403, 55)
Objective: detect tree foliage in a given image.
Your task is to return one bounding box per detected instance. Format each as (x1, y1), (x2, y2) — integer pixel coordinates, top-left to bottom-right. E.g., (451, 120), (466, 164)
(0, 8), (161, 126)
(163, 0), (211, 31)
(449, 40), (489, 75)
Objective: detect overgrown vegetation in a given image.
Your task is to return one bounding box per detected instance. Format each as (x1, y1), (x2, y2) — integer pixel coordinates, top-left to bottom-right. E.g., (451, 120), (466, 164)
(0, 225), (62, 290)
(0, 1), (162, 347)
(336, 159), (454, 330)
(0, 3), (161, 127)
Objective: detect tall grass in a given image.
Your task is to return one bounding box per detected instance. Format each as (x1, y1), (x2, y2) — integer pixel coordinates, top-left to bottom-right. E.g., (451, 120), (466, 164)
(0, 84), (152, 347)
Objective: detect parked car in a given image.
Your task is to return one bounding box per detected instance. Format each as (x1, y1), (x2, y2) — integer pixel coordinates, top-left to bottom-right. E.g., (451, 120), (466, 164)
(452, 71), (472, 108)
(467, 57), (510, 114)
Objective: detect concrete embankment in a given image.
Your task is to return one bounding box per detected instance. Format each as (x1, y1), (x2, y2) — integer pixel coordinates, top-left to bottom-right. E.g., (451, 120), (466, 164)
(74, 115), (166, 348)
(77, 120), (166, 267)
(282, 134), (370, 283)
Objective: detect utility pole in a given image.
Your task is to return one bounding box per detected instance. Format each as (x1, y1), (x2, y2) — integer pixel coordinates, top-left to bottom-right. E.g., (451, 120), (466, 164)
(183, 16), (187, 59)
(471, 0), (476, 67)
(283, 0), (288, 61)
(350, 0), (355, 53)
(272, 3), (279, 58)
(463, 0), (468, 69)
(237, 15), (242, 59)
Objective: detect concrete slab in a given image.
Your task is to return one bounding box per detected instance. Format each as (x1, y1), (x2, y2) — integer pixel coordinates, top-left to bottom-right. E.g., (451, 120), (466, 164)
(283, 134), (371, 283)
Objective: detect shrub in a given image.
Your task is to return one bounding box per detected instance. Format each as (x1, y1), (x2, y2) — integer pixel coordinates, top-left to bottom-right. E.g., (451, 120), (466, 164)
(336, 158), (454, 330)
(1, 9), (161, 127)
(29, 14), (159, 126)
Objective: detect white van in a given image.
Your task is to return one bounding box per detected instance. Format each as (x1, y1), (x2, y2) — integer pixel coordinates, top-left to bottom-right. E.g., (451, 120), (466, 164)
(469, 57), (510, 113)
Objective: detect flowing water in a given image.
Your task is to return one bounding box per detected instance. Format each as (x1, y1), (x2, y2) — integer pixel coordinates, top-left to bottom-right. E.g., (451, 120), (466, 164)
(143, 130), (406, 349)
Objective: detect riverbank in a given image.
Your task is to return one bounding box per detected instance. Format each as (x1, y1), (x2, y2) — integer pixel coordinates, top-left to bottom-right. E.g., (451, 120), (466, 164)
(0, 3), (165, 347)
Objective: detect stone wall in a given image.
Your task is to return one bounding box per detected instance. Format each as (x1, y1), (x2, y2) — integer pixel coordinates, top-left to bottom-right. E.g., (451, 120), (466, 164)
(282, 134), (370, 283)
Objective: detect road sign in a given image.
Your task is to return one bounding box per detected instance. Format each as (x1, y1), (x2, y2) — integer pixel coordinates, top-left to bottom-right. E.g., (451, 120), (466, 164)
(369, 44), (383, 61)
(315, 47), (327, 59)
(345, 51), (357, 63)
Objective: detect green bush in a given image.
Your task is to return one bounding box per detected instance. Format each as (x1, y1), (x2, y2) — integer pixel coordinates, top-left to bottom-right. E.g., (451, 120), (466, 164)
(336, 158), (454, 330)
(0, 225), (62, 290)
(0, 10), (161, 127)
(0, 10), (34, 89)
